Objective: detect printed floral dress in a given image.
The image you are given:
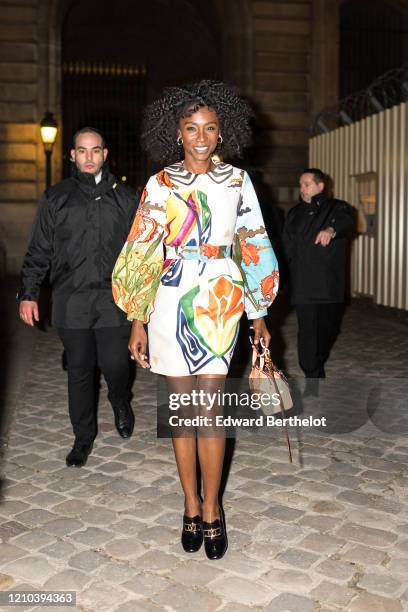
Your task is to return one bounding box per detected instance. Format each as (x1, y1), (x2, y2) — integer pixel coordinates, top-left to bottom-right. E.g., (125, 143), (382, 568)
(112, 162), (279, 376)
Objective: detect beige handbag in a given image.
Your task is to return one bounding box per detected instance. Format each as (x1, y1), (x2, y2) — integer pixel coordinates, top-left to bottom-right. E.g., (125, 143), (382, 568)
(249, 339), (293, 461)
(249, 344), (293, 414)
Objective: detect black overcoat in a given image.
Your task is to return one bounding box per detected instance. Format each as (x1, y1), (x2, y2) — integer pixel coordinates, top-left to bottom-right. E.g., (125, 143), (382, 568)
(282, 193), (355, 304)
(19, 165), (138, 328)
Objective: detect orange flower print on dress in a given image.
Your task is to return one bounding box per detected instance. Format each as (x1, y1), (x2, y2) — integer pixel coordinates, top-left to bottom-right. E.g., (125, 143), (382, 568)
(127, 215), (143, 242)
(240, 240), (260, 266)
(127, 187), (150, 242)
(261, 272), (279, 301)
(127, 208), (158, 243)
(112, 283), (121, 304)
(194, 275), (244, 356)
(140, 187), (148, 204)
(123, 295), (141, 315)
(157, 170), (174, 189)
(201, 244), (220, 259)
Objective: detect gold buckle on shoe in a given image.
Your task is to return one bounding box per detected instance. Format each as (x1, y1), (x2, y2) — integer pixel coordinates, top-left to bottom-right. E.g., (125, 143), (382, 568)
(184, 522), (199, 533)
(203, 527), (222, 538)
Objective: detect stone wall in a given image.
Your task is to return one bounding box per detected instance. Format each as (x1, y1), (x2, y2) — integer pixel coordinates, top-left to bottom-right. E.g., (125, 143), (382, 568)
(249, 0), (312, 207)
(0, 1), (40, 275)
(0, 0), (333, 275)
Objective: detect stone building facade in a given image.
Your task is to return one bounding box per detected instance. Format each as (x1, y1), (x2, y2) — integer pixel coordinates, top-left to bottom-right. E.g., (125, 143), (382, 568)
(0, 0), (405, 274)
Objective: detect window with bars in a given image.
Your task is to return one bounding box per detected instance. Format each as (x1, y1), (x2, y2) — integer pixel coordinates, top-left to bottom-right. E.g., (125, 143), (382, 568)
(62, 62), (146, 191)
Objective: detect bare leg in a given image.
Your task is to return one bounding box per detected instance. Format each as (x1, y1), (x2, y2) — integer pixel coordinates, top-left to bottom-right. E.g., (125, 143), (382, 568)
(196, 374), (226, 523)
(166, 376), (201, 517)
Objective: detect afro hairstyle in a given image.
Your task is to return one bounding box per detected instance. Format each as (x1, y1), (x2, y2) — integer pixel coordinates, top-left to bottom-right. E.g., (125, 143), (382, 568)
(141, 80), (252, 166)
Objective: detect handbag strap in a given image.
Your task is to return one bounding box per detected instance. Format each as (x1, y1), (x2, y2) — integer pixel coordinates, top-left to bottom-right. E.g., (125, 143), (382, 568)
(250, 345), (293, 463)
(269, 362), (293, 464)
(251, 345), (265, 369)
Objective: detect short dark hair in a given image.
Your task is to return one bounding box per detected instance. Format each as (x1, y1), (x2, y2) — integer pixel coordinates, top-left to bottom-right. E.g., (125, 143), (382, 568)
(72, 127), (106, 148)
(302, 168), (327, 185)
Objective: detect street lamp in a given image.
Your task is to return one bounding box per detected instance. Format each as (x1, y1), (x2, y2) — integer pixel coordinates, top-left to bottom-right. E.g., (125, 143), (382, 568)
(40, 111), (58, 189)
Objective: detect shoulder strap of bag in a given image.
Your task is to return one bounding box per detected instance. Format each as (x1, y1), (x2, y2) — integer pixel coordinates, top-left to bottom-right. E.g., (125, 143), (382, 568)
(251, 344), (292, 463)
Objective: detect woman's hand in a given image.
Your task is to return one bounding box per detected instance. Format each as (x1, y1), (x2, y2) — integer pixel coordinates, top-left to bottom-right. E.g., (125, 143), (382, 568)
(128, 320), (150, 368)
(251, 317), (271, 349)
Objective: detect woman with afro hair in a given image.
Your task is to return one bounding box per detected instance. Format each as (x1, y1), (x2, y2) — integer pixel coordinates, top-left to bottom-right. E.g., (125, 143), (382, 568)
(112, 80), (279, 560)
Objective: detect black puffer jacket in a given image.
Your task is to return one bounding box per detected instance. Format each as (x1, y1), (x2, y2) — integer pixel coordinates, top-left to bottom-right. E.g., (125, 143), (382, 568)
(283, 193), (355, 304)
(19, 164), (138, 328)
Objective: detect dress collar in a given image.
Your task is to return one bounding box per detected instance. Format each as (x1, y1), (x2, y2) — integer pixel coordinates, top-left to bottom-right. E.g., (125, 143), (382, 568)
(163, 160), (234, 186)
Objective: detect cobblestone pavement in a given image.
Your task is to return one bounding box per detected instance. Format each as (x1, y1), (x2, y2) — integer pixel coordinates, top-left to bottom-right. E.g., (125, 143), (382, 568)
(1, 302), (408, 612)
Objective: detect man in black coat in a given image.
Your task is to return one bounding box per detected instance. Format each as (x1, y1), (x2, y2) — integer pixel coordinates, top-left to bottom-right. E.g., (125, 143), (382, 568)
(283, 168), (355, 395)
(18, 127), (138, 466)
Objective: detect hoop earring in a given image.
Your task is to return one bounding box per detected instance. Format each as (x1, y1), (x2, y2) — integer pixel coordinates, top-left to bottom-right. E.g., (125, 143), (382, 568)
(177, 136), (183, 146)
(217, 135), (223, 144)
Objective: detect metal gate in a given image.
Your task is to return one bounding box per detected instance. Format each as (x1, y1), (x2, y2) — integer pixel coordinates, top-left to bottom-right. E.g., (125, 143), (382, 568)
(62, 61), (146, 190)
(310, 102), (408, 311)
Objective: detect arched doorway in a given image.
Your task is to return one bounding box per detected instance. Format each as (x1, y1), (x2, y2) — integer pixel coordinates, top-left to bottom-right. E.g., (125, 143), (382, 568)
(61, 0), (223, 101)
(60, 0), (222, 187)
(38, 0), (252, 187)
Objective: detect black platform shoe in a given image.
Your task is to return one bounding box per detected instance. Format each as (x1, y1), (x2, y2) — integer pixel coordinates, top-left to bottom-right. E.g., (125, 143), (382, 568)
(181, 515), (203, 553)
(203, 510), (227, 560)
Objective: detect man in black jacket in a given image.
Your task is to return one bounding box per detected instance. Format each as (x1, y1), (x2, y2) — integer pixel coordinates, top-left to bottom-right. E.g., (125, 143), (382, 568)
(18, 127), (138, 466)
(283, 168), (355, 395)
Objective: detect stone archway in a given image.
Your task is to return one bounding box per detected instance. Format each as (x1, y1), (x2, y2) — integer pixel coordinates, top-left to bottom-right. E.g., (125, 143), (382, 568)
(37, 0), (253, 183)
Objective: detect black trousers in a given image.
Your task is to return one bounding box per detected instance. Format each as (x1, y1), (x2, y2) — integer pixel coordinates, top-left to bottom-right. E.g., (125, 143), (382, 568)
(58, 326), (131, 444)
(295, 303), (342, 378)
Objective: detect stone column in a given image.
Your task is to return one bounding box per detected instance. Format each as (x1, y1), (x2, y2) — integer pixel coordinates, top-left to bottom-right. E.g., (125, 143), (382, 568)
(310, 0), (340, 116)
(216, 0), (254, 96)
(0, 0), (64, 274)
(250, 0), (312, 211)
(0, 0), (41, 275)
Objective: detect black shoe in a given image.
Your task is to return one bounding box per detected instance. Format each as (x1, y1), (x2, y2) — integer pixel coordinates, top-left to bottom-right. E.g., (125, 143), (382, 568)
(114, 403), (135, 438)
(65, 442), (93, 467)
(203, 510), (227, 560)
(181, 515), (203, 553)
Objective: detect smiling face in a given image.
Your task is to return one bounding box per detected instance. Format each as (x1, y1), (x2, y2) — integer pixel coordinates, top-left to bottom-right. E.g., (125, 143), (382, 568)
(299, 172), (325, 203)
(177, 106), (220, 170)
(70, 131), (108, 175)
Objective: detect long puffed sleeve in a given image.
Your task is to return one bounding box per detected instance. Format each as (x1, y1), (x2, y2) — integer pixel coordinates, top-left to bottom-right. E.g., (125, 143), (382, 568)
(112, 176), (166, 323)
(232, 172), (279, 319)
